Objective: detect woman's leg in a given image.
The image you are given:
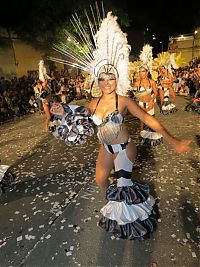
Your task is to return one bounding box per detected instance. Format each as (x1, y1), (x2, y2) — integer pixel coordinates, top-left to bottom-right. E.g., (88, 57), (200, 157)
(96, 145), (114, 195)
(169, 87), (176, 102)
(122, 141), (137, 164)
(159, 89), (164, 105)
(138, 102), (146, 130)
(43, 103), (51, 130)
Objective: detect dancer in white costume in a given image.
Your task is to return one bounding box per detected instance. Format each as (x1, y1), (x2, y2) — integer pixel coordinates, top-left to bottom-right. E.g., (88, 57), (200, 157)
(133, 46), (163, 146)
(50, 8), (191, 240)
(159, 66), (177, 115)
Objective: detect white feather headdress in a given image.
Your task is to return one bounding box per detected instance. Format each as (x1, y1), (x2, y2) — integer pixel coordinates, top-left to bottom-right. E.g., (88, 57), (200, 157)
(50, 8), (131, 95)
(139, 44), (153, 74)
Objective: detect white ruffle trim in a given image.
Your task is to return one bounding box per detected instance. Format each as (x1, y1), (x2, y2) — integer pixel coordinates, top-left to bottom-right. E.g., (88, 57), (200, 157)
(162, 104), (176, 111)
(100, 196), (155, 225)
(0, 165), (9, 180)
(140, 130), (163, 140)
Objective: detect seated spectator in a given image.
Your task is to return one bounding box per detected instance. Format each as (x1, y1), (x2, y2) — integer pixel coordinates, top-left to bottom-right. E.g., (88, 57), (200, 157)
(28, 95), (38, 113)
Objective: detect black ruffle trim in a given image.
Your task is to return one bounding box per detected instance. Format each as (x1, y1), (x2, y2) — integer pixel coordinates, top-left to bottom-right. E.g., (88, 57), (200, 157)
(99, 209), (157, 240)
(106, 182), (150, 204)
(141, 136), (163, 146)
(161, 102), (178, 115)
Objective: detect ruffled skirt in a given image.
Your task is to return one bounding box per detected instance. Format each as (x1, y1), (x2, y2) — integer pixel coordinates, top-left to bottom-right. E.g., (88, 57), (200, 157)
(140, 124), (163, 146)
(161, 101), (178, 115)
(99, 181), (158, 240)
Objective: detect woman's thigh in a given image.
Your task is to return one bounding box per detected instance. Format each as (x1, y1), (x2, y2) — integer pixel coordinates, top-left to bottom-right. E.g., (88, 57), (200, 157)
(122, 141), (137, 163)
(159, 89), (164, 99)
(96, 145), (114, 181)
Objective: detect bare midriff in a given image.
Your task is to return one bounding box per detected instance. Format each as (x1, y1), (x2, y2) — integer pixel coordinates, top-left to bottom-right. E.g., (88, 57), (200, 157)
(107, 125), (129, 145)
(137, 92), (152, 103)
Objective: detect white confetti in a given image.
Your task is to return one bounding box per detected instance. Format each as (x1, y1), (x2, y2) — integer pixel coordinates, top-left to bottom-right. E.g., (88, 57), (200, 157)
(0, 242), (6, 248)
(25, 235), (35, 240)
(186, 233), (191, 239)
(17, 236), (23, 242)
(66, 251), (72, 256)
(191, 252), (197, 258)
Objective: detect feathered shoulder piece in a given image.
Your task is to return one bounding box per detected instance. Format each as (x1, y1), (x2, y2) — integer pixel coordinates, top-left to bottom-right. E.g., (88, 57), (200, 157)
(153, 51), (188, 74)
(49, 6), (131, 95)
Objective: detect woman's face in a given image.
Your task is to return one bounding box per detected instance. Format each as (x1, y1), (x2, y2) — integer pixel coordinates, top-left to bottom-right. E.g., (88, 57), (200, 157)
(139, 68), (148, 78)
(161, 67), (168, 75)
(98, 73), (117, 94)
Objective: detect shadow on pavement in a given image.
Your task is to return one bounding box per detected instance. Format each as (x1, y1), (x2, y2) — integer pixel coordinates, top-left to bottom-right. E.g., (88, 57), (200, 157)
(179, 195), (200, 257)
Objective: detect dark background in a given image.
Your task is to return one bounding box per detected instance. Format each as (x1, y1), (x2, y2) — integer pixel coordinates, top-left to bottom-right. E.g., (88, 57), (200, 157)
(0, 0), (199, 57)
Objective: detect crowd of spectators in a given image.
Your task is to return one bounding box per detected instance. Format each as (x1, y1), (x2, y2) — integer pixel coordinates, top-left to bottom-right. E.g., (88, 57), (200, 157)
(0, 57), (199, 123)
(172, 58), (200, 97)
(0, 70), (92, 123)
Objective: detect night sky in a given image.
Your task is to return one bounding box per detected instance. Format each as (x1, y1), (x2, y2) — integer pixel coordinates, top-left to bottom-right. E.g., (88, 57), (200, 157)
(0, 0), (199, 56)
(123, 0), (199, 55)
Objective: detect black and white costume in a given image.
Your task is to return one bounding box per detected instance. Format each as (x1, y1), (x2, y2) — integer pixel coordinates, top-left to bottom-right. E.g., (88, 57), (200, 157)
(135, 82), (163, 146)
(159, 77), (178, 115)
(92, 94), (157, 240)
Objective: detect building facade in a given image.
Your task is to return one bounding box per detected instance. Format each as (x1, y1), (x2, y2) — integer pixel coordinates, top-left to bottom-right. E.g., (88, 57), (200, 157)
(168, 27), (200, 63)
(0, 27), (64, 79)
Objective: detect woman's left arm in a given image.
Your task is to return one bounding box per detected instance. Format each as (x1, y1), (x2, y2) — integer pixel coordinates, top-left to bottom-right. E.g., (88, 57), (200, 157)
(125, 97), (191, 153)
(146, 80), (158, 110)
(151, 80), (158, 101)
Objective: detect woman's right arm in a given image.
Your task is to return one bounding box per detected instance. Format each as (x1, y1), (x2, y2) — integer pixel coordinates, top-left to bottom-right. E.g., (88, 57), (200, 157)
(85, 98), (98, 114)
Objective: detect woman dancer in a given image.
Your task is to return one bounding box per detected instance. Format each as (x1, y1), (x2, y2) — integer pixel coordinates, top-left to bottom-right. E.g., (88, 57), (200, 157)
(134, 66), (163, 145)
(50, 10), (191, 240)
(159, 66), (177, 115)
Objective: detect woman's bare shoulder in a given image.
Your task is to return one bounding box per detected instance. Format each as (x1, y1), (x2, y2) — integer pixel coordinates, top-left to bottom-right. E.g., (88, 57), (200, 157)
(118, 94), (135, 106)
(86, 97), (101, 111)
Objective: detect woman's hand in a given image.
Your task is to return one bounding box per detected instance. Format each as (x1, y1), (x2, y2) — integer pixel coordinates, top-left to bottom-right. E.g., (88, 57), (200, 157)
(172, 139), (192, 153)
(146, 99), (154, 111)
(50, 103), (66, 117)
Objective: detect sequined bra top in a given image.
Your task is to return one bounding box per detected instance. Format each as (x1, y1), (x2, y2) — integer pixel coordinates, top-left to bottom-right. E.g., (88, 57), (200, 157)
(134, 79), (153, 98)
(91, 94), (124, 144)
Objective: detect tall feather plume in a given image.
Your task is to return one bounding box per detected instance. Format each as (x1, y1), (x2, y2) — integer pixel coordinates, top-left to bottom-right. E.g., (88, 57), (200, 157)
(49, 3), (104, 75)
(38, 60), (51, 82)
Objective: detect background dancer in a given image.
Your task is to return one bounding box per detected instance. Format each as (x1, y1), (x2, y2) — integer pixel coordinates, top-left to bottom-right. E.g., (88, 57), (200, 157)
(38, 60), (53, 131)
(133, 44), (163, 146)
(159, 66), (177, 115)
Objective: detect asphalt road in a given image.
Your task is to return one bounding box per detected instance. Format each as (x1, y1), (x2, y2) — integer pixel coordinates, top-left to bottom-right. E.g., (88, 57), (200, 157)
(0, 96), (199, 267)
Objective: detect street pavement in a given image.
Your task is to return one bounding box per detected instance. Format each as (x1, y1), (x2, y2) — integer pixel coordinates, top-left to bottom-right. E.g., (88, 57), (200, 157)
(0, 96), (199, 267)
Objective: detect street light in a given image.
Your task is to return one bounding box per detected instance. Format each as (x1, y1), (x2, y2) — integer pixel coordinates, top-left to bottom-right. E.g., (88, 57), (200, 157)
(192, 30), (198, 60)
(160, 41), (163, 52)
